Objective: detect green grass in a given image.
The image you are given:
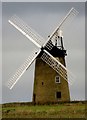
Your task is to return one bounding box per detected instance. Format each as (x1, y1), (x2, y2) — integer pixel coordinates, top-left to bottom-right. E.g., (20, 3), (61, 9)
(2, 102), (86, 118)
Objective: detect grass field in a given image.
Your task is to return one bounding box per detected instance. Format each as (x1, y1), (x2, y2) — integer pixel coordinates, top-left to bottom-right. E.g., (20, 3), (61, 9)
(2, 101), (86, 119)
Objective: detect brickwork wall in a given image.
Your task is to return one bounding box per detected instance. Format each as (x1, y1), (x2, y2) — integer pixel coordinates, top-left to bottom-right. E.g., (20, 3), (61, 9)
(33, 57), (70, 103)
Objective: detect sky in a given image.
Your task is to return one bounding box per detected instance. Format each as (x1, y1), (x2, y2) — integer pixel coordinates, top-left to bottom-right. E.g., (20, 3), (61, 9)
(1, 0), (86, 2)
(0, 1), (2, 104)
(1, 2), (85, 103)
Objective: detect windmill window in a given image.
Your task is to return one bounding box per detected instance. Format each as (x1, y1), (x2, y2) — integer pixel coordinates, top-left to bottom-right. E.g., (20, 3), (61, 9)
(56, 92), (61, 99)
(42, 82), (44, 85)
(55, 76), (60, 83)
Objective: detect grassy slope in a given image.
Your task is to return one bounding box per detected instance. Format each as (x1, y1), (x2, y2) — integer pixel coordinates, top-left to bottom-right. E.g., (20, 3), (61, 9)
(2, 102), (86, 118)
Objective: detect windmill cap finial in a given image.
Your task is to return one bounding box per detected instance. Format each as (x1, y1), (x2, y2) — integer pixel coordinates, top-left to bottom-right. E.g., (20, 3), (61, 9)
(58, 30), (63, 38)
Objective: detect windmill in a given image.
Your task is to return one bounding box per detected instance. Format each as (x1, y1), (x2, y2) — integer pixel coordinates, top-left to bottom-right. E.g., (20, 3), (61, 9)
(7, 8), (78, 103)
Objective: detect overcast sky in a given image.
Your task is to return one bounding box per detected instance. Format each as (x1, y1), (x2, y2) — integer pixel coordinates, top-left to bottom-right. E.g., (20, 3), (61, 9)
(1, 0), (86, 2)
(0, 2), (2, 104)
(2, 2), (85, 103)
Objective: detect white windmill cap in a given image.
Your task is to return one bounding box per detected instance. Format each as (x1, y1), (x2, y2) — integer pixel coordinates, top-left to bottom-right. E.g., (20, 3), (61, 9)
(58, 30), (63, 38)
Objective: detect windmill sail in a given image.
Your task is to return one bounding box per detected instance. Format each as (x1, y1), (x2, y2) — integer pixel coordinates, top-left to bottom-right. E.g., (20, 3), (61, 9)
(8, 8), (78, 51)
(44, 40), (54, 50)
(8, 15), (46, 48)
(41, 50), (75, 85)
(43, 8), (79, 49)
(7, 7), (77, 89)
(7, 49), (41, 89)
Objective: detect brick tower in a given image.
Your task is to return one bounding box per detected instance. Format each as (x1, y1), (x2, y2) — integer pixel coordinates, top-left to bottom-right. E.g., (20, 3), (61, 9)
(33, 33), (70, 104)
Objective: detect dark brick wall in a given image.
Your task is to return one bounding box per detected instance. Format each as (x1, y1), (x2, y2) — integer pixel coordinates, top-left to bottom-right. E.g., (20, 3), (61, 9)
(33, 56), (70, 104)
